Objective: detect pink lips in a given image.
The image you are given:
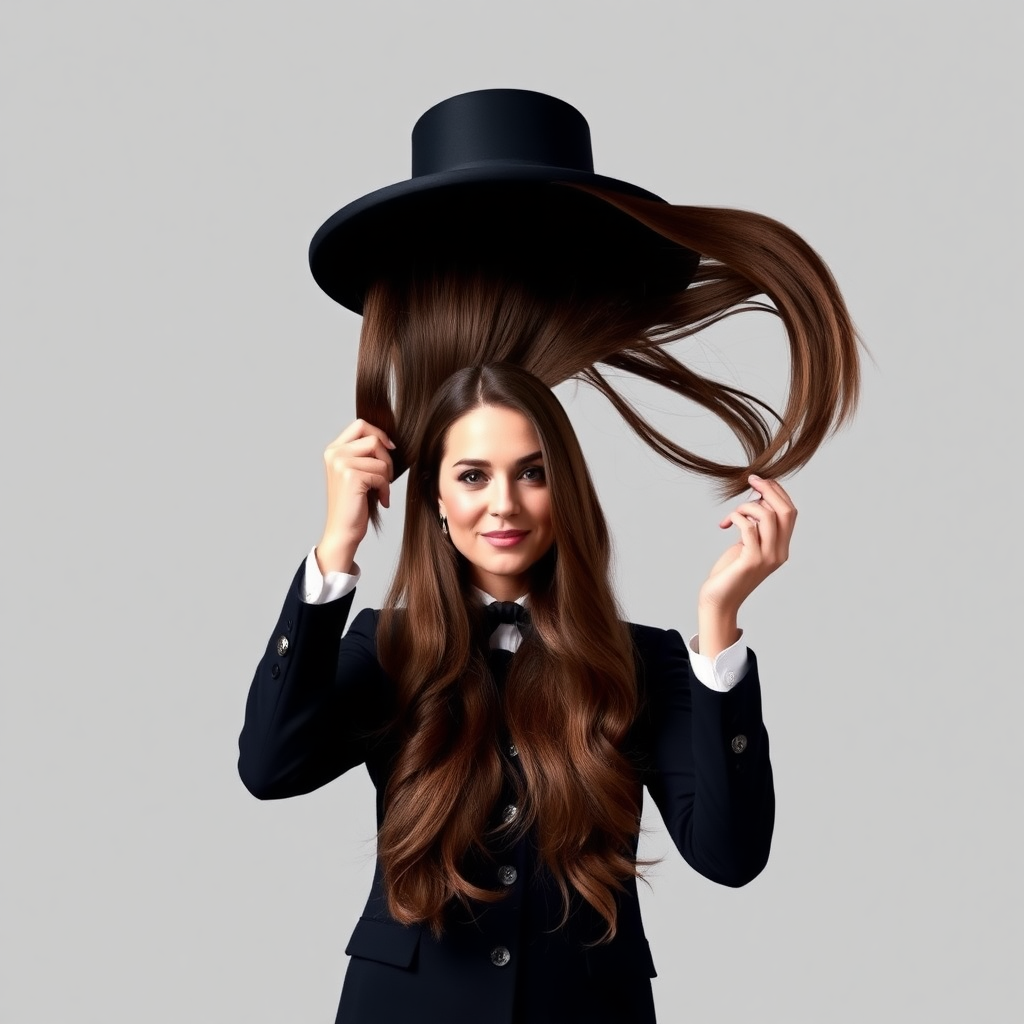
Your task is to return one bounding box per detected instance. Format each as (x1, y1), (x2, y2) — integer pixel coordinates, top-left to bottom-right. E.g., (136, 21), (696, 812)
(482, 530), (528, 547)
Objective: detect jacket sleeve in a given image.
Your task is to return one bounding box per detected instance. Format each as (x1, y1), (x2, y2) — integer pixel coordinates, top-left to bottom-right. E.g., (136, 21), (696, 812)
(237, 561), (392, 800)
(635, 624), (775, 887)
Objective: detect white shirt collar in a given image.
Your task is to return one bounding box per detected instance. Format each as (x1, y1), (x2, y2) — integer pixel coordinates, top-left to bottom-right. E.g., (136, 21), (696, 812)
(472, 586), (528, 607)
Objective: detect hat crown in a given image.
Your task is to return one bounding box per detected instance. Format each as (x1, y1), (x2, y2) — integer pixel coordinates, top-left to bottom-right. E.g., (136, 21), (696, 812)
(411, 89), (594, 177)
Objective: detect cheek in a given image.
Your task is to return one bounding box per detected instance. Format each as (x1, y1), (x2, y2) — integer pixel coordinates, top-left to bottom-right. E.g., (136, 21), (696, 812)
(448, 492), (484, 529)
(531, 493), (553, 527)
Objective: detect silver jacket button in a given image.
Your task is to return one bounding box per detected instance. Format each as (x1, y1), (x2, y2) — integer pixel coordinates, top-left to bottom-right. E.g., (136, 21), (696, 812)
(731, 734), (748, 754)
(276, 635), (290, 656)
(502, 804), (518, 823)
(490, 946), (511, 967)
(498, 865), (518, 886)
(508, 743), (519, 758)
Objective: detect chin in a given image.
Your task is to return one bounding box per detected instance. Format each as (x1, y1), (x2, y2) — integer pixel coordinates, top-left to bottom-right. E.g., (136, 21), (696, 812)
(464, 545), (536, 576)
(479, 553), (534, 573)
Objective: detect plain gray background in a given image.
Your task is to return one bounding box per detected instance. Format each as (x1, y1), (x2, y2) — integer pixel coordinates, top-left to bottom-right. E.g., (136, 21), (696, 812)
(3, 1), (1019, 1021)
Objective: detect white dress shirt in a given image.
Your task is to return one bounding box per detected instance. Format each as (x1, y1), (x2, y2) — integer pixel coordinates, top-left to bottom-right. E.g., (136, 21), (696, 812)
(301, 548), (748, 693)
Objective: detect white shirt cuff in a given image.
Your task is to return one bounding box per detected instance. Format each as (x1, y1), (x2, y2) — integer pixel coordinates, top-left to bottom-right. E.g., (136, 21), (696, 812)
(302, 547), (360, 604)
(687, 630), (749, 692)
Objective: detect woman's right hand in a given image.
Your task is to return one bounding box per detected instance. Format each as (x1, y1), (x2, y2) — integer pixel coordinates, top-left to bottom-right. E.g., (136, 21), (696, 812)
(315, 419), (396, 575)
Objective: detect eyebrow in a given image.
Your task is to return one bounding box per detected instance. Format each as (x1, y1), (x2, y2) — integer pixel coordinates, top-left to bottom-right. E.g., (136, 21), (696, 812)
(451, 451), (543, 469)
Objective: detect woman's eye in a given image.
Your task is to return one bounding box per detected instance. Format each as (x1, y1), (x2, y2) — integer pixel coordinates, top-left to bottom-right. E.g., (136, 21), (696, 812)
(457, 467), (544, 484)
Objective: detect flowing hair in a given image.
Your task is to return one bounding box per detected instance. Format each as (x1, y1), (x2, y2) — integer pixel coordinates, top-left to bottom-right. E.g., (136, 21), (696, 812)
(356, 186), (862, 529)
(375, 364), (641, 940)
(358, 189), (862, 938)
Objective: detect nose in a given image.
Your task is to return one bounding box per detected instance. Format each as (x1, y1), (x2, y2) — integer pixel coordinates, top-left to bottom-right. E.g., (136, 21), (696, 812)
(489, 476), (520, 518)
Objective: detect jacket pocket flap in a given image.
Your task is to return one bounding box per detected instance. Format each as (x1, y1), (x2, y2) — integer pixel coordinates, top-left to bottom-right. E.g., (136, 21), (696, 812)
(345, 916), (421, 969)
(585, 936), (657, 979)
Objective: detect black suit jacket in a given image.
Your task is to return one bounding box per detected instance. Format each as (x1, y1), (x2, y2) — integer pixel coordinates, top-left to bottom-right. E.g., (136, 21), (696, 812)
(238, 563), (774, 1024)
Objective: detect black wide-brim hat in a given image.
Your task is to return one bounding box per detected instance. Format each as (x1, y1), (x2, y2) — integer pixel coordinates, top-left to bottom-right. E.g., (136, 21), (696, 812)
(309, 89), (700, 315)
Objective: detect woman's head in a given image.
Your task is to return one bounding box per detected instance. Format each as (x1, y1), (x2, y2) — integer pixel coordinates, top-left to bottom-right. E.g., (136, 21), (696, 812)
(412, 362), (610, 602)
(435, 404), (551, 601)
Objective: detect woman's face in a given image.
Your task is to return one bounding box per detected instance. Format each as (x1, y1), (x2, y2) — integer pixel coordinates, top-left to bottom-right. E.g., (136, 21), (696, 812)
(437, 404), (554, 601)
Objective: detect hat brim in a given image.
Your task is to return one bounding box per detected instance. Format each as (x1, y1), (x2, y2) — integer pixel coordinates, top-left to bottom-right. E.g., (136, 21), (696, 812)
(309, 166), (699, 314)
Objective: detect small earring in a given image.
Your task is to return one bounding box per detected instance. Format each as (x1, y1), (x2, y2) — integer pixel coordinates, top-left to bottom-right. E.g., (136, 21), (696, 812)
(439, 514), (449, 536)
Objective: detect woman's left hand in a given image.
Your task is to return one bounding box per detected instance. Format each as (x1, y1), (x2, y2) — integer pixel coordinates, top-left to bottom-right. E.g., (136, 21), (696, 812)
(698, 475), (797, 616)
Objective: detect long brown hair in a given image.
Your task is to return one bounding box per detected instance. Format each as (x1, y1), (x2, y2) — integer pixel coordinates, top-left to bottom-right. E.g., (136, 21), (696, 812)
(356, 186), (862, 530)
(376, 363), (641, 940)
(360, 191), (862, 937)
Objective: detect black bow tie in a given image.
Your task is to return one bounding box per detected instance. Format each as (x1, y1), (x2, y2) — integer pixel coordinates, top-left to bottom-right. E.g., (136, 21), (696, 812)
(484, 601), (531, 635)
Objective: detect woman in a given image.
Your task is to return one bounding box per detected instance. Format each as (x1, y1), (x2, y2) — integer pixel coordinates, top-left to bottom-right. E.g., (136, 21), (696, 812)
(239, 362), (794, 1024)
